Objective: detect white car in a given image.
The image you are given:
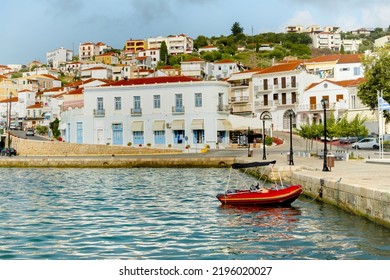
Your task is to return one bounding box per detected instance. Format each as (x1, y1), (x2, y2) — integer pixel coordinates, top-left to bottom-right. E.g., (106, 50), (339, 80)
(351, 138), (379, 149)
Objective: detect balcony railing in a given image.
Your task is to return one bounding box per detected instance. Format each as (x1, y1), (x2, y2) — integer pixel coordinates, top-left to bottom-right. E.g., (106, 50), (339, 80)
(131, 108), (142, 115)
(172, 106), (185, 114)
(230, 104), (252, 113)
(230, 96), (249, 103)
(93, 109), (105, 116)
(217, 105), (229, 112)
(254, 85), (272, 92)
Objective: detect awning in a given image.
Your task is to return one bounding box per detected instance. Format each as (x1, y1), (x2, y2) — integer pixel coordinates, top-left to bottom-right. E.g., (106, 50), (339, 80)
(152, 120), (165, 131)
(131, 121), (144, 131)
(171, 119), (184, 130)
(217, 119), (233, 131)
(191, 119), (204, 130)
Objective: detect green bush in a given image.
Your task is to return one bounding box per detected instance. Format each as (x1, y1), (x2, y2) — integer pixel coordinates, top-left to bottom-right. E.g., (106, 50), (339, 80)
(265, 136), (273, 146)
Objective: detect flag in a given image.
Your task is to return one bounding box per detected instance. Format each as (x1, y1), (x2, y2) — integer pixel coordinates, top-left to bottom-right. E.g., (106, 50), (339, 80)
(378, 95), (390, 112)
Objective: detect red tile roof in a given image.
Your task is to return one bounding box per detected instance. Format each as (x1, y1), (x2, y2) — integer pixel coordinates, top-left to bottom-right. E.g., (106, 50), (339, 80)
(258, 61), (303, 74)
(305, 78), (365, 91)
(182, 57), (204, 63)
(27, 102), (43, 109)
(104, 76), (201, 87)
(0, 97), (18, 103)
(214, 59), (236, 64)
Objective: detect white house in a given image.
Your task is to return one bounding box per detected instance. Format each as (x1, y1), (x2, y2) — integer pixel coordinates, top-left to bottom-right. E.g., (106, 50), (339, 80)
(60, 76), (231, 149)
(252, 61), (321, 131)
(333, 54), (364, 81)
(310, 32), (342, 51)
(205, 59), (239, 81)
(374, 35), (390, 48)
(46, 47), (73, 69)
(180, 58), (205, 79)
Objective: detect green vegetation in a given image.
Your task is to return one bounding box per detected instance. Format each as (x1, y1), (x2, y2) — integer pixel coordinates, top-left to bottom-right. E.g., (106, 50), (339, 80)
(358, 45), (390, 122)
(35, 125), (49, 136)
(297, 113), (368, 153)
(49, 118), (61, 139)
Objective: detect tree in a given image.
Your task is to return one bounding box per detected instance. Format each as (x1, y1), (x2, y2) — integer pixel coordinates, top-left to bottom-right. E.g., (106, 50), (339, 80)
(231, 22), (244, 37)
(159, 41), (169, 65)
(49, 118), (61, 139)
(358, 46), (390, 122)
(194, 35), (209, 50)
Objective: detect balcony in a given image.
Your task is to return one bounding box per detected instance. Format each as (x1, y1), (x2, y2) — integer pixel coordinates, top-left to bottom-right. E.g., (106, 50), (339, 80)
(230, 96), (249, 103)
(217, 105), (230, 112)
(131, 108), (142, 115)
(93, 109), (105, 117)
(254, 85), (272, 92)
(172, 106), (185, 114)
(230, 104), (252, 114)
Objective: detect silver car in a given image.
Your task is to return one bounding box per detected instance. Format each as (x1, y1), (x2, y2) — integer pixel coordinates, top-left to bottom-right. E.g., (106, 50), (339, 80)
(351, 137), (379, 149)
(26, 129), (35, 136)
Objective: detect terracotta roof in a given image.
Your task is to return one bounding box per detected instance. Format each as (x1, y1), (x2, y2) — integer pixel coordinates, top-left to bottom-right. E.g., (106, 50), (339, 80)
(104, 76), (201, 87)
(305, 78), (365, 91)
(305, 54), (342, 63)
(214, 59), (236, 64)
(27, 102), (43, 109)
(337, 54), (362, 64)
(0, 97), (18, 103)
(258, 61), (303, 74)
(182, 57), (204, 63)
(68, 88), (83, 95)
(41, 74), (59, 80)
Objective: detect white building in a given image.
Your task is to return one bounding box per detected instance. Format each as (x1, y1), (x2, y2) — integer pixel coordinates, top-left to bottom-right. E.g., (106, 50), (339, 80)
(205, 59), (239, 81)
(46, 47), (73, 69)
(147, 34), (194, 55)
(310, 32), (342, 51)
(333, 54), (364, 81)
(252, 61), (321, 131)
(180, 58), (205, 79)
(60, 76), (231, 149)
(137, 48), (160, 68)
(374, 35), (390, 49)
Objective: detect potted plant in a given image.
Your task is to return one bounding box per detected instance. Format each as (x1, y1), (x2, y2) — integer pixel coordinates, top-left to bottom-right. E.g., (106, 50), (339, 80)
(127, 142), (132, 147)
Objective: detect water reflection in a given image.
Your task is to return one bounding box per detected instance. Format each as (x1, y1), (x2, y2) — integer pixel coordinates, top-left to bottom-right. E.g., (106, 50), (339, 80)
(0, 168), (390, 260)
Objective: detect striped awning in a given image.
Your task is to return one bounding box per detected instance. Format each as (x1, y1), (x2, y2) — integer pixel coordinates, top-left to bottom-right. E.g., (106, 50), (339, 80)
(171, 119), (184, 130)
(217, 119), (233, 131)
(191, 119), (204, 130)
(152, 120), (165, 131)
(131, 121), (144, 131)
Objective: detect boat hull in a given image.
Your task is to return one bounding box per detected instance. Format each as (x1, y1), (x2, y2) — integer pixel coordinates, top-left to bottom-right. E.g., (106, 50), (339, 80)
(216, 185), (302, 206)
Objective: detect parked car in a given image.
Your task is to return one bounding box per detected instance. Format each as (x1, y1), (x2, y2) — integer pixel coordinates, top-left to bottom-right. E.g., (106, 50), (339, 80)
(351, 138), (379, 149)
(26, 129), (35, 136)
(339, 136), (359, 144)
(0, 147), (17, 156)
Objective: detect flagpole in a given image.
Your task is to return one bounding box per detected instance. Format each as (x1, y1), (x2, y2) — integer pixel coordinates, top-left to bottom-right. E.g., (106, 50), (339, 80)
(379, 90), (383, 159)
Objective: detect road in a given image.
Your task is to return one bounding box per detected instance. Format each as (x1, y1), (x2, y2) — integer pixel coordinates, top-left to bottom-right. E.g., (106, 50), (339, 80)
(9, 129), (49, 141)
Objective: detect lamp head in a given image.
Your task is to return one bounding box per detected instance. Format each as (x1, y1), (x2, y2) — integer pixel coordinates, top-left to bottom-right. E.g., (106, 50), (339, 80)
(321, 99), (328, 108)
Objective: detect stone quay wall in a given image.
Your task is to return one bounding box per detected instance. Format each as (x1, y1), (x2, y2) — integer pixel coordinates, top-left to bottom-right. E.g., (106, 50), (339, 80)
(11, 136), (182, 156)
(292, 172), (390, 228)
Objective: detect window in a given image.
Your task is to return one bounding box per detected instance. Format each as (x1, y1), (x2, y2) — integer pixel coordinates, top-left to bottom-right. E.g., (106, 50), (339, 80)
(351, 95), (356, 109)
(115, 97), (121, 110)
(97, 97), (103, 110)
(134, 96), (141, 109)
(175, 94), (183, 112)
(195, 93), (202, 107)
(153, 95), (161, 109)
(354, 67), (361, 76)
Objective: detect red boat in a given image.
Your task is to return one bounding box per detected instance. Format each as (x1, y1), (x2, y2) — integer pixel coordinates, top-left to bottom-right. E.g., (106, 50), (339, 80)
(216, 161), (302, 206)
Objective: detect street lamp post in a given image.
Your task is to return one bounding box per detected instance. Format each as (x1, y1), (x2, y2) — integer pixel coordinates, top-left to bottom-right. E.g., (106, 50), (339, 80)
(287, 109), (294, 166)
(7, 92), (12, 152)
(321, 99), (330, 172)
(259, 111), (272, 160)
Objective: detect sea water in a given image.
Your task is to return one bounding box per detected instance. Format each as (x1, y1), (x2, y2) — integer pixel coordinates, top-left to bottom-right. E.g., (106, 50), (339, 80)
(0, 168), (389, 260)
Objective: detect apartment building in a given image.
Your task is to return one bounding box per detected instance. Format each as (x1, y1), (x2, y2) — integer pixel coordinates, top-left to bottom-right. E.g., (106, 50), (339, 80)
(59, 76), (231, 148)
(252, 61), (321, 131)
(147, 34), (194, 55)
(125, 39), (146, 53)
(46, 47), (73, 69)
(180, 58), (205, 79)
(310, 32), (342, 51)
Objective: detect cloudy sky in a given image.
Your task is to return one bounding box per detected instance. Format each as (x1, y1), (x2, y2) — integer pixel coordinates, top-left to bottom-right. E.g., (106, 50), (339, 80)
(1, 0), (390, 64)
